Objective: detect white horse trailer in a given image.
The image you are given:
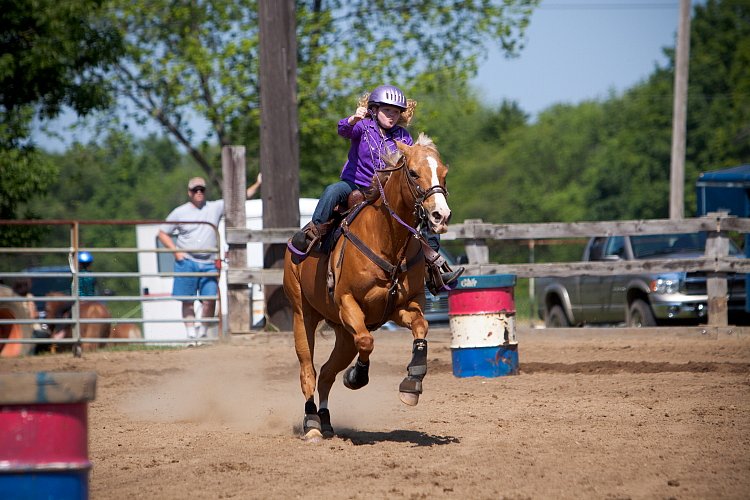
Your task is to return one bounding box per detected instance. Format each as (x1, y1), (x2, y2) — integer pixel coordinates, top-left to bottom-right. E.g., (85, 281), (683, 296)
(136, 199), (317, 341)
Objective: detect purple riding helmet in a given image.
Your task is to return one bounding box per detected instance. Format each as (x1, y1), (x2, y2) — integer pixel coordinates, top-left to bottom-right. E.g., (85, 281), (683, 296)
(367, 85), (407, 110)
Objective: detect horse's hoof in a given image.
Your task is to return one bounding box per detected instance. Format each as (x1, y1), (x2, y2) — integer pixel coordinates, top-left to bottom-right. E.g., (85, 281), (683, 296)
(303, 428), (324, 442)
(302, 413), (323, 441)
(399, 391), (420, 406)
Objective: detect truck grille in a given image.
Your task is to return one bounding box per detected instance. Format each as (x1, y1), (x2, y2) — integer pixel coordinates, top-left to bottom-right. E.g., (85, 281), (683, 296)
(684, 272), (746, 297)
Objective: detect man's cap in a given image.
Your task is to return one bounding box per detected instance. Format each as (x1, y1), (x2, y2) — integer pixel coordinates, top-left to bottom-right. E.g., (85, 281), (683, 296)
(188, 177), (207, 189)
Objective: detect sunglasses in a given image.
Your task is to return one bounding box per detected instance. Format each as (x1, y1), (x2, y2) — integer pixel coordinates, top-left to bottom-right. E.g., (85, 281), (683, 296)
(190, 186), (206, 193)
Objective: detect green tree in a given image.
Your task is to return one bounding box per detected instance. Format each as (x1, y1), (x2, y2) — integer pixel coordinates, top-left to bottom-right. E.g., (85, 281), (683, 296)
(103, 0), (538, 193)
(582, 0), (750, 220)
(684, 0), (750, 172)
(455, 0), (749, 229)
(0, 0), (124, 245)
(24, 132), (193, 293)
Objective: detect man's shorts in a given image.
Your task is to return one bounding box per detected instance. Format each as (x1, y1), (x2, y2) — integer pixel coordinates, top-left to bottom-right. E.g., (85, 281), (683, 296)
(172, 258), (218, 300)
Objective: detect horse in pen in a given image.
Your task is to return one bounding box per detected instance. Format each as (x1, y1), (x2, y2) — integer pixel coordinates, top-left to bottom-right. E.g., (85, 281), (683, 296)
(284, 133), (453, 441)
(44, 292), (141, 353)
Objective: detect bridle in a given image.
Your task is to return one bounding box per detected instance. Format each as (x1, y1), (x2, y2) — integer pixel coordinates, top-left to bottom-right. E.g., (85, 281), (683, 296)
(375, 155), (448, 235)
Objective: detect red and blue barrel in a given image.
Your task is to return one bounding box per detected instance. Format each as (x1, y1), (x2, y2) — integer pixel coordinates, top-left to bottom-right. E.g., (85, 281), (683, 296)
(0, 371), (97, 500)
(448, 274), (519, 377)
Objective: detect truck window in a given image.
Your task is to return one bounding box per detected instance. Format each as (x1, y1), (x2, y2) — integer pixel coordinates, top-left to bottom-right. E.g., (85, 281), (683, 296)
(604, 236), (626, 258)
(588, 237), (607, 261)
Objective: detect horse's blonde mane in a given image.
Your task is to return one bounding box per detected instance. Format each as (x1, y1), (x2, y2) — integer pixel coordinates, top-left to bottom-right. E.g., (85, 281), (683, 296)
(364, 132), (442, 201)
(414, 133), (437, 151)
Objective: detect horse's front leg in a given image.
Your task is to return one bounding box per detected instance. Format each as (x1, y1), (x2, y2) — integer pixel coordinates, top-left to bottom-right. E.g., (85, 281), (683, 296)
(394, 302), (429, 406)
(338, 293), (374, 391)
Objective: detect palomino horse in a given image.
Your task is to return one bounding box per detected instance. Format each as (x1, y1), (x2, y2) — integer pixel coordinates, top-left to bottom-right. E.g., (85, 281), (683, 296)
(284, 133), (453, 440)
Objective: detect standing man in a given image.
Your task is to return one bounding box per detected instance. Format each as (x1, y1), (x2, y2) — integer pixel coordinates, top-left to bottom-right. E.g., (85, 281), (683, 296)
(158, 173), (261, 342)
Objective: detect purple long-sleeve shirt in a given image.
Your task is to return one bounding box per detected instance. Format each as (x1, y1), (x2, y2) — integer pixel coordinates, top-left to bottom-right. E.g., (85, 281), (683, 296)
(337, 117), (413, 188)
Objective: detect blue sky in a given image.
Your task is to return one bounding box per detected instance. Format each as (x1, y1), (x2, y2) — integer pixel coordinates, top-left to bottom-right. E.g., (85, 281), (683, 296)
(472, 0), (682, 118)
(36, 0), (685, 150)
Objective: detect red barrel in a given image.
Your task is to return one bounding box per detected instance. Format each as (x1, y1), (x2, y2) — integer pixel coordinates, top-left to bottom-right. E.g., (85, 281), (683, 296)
(0, 372), (97, 499)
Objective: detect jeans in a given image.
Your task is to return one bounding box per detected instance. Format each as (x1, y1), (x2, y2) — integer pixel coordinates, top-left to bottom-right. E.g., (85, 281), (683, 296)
(312, 180), (361, 224)
(421, 227), (440, 252)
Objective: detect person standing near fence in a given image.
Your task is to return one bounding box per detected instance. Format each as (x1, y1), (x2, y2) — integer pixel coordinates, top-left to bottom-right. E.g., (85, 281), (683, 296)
(158, 174), (262, 343)
(77, 251), (97, 296)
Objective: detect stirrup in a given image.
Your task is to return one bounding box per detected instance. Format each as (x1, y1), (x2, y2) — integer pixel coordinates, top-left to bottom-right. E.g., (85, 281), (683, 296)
(441, 267), (465, 288)
(426, 263), (465, 294)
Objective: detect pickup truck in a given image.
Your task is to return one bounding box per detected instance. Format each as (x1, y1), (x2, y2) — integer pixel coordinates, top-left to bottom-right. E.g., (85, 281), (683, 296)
(535, 233), (747, 327)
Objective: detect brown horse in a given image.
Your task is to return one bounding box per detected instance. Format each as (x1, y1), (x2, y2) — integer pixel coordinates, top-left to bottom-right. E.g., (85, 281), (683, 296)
(0, 285), (34, 357)
(44, 292), (112, 352)
(283, 133), (453, 440)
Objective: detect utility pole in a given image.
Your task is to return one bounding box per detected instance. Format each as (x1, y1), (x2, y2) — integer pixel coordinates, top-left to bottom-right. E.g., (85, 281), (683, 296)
(669, 0), (691, 219)
(259, 0), (299, 330)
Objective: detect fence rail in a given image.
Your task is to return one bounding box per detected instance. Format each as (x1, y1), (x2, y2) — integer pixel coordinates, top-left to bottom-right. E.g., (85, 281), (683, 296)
(225, 212), (748, 328)
(227, 212), (749, 278)
(3, 212), (748, 354)
(0, 219), (222, 355)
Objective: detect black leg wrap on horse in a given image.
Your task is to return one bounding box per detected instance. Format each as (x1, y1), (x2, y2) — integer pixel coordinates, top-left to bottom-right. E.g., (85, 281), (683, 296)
(407, 338), (428, 377)
(343, 358), (370, 390)
(317, 408), (334, 438)
(305, 400), (318, 415)
(401, 339), (427, 394)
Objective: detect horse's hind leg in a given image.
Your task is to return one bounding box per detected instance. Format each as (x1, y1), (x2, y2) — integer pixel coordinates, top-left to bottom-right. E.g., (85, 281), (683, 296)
(316, 323), (358, 438)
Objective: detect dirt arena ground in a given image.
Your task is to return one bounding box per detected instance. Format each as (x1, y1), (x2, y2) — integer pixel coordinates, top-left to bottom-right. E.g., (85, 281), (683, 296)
(4, 325), (750, 499)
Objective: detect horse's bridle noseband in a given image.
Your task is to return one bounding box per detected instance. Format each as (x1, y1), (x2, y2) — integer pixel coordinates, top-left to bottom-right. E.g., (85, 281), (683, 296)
(376, 156), (448, 229)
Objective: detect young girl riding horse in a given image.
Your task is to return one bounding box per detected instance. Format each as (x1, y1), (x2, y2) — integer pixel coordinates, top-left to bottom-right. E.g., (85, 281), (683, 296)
(290, 84), (463, 290)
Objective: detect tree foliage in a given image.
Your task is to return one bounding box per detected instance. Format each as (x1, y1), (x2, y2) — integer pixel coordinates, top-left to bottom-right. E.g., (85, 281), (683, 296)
(103, 0), (538, 192)
(1, 0), (123, 119)
(442, 0), (749, 229)
(9, 0), (749, 269)
(0, 0), (123, 245)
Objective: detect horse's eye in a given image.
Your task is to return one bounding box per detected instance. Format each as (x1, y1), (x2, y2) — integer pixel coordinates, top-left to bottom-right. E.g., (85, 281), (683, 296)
(408, 169), (419, 179)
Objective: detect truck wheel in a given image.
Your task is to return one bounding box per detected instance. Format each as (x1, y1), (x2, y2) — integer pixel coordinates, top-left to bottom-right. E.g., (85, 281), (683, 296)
(627, 299), (656, 327)
(545, 305), (570, 328)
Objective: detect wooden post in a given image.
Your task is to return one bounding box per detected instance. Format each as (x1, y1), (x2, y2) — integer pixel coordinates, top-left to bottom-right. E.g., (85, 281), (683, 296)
(462, 219), (489, 265)
(222, 146), (250, 334)
(259, 0), (299, 331)
(669, 0), (691, 220)
(705, 229), (728, 326)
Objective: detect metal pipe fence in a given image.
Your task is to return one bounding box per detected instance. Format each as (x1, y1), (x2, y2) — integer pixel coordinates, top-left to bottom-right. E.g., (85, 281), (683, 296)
(0, 220), (223, 355)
